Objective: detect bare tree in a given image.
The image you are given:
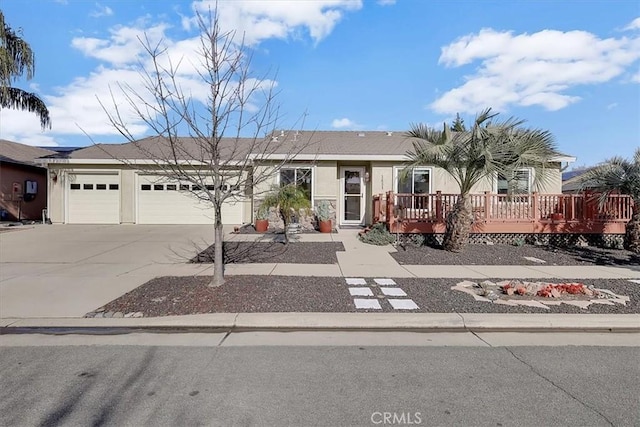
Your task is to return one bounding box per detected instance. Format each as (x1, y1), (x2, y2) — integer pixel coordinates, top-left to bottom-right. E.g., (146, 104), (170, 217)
(100, 10), (313, 286)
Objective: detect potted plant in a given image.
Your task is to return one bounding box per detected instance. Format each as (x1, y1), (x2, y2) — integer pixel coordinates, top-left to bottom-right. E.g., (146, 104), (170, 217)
(261, 184), (311, 243)
(254, 206), (269, 232)
(316, 200), (332, 233)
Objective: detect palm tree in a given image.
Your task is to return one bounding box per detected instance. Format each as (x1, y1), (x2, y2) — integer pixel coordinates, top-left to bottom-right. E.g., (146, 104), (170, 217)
(261, 184), (311, 244)
(405, 108), (558, 252)
(581, 149), (640, 253)
(0, 11), (50, 129)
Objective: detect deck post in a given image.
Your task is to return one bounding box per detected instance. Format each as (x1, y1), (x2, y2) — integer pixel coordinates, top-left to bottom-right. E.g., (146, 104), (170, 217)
(484, 191), (490, 221)
(532, 192), (539, 221)
(435, 191), (443, 222)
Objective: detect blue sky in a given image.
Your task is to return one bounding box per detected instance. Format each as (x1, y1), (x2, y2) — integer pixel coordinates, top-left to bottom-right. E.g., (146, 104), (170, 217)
(1, 0), (639, 167)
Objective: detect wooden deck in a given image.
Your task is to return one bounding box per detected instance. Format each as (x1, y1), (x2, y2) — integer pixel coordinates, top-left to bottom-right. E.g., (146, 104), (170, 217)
(373, 191), (633, 234)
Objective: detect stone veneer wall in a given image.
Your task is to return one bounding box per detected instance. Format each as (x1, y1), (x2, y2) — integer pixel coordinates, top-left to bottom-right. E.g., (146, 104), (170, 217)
(253, 199), (337, 232)
(400, 233), (626, 249)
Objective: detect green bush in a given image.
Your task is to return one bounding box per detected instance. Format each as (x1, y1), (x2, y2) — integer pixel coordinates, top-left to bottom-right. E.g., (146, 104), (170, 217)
(359, 223), (396, 246)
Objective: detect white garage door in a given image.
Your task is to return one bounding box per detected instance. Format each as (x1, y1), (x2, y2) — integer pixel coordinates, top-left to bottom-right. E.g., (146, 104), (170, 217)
(67, 173), (120, 224)
(137, 175), (243, 225)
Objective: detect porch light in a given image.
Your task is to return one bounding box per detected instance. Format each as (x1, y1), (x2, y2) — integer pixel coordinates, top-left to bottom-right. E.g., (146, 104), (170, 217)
(49, 170), (58, 182)
(364, 172), (370, 182)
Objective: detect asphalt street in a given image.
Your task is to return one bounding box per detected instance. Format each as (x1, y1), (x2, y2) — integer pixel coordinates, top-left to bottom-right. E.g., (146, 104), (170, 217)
(1, 333), (639, 426)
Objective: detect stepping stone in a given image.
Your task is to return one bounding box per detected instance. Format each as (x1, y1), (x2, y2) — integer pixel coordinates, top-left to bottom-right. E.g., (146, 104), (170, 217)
(353, 299), (382, 310)
(346, 278), (367, 285)
(374, 278), (396, 286)
(380, 287), (407, 297)
(523, 256), (546, 264)
(388, 299), (419, 310)
(628, 280), (640, 284)
(349, 287), (374, 297)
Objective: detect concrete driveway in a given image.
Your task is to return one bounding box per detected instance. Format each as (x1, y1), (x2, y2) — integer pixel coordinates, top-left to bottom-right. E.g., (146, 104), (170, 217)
(0, 225), (215, 318)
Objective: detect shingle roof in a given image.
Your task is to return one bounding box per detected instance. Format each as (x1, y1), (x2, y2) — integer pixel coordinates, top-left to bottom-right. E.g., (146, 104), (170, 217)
(0, 139), (57, 167)
(46, 131), (574, 161)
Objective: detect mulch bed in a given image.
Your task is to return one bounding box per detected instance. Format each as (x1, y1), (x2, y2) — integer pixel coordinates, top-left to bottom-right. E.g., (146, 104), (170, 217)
(391, 244), (640, 266)
(191, 242), (345, 264)
(93, 276), (640, 317)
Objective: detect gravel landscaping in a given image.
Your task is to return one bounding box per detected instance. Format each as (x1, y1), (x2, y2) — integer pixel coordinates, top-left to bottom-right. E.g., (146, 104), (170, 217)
(391, 244), (640, 266)
(90, 275), (639, 317)
(191, 242), (345, 264)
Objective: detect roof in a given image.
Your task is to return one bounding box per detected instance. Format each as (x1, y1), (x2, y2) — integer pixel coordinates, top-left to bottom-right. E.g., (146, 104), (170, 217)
(0, 140), (57, 167)
(562, 169), (596, 192)
(38, 131), (576, 163)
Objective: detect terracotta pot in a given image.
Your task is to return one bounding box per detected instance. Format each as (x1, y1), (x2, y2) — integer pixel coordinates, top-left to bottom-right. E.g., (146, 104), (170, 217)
(255, 219), (269, 232)
(318, 220), (332, 233)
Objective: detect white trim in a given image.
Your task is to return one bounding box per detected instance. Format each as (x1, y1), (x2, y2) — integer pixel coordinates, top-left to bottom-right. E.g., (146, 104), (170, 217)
(339, 166), (366, 226)
(39, 153), (575, 165)
(252, 154), (411, 161)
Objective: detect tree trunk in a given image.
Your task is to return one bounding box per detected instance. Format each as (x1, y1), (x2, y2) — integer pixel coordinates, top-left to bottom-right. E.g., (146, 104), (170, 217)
(281, 208), (290, 245)
(624, 204), (640, 254)
(442, 194), (473, 252)
(210, 205), (225, 287)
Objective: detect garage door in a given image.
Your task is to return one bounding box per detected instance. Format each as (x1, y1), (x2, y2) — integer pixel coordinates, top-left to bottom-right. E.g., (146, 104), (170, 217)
(67, 173), (120, 224)
(137, 175), (243, 224)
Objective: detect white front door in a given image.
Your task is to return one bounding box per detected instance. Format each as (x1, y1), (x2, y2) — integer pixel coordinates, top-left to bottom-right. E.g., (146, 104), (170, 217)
(340, 167), (365, 225)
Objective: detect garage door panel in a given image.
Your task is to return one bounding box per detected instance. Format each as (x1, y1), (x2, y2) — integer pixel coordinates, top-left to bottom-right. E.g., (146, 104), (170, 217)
(68, 174), (120, 224)
(137, 175), (242, 225)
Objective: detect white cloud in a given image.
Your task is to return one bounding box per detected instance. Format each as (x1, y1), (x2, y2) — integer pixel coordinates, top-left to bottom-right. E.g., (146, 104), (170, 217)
(606, 102), (618, 110)
(377, 0), (396, 5)
(1, 1), (361, 146)
(623, 17), (640, 31)
(331, 118), (359, 129)
(431, 28), (640, 114)
(191, 0), (362, 45)
(632, 70), (640, 83)
(90, 3), (114, 18)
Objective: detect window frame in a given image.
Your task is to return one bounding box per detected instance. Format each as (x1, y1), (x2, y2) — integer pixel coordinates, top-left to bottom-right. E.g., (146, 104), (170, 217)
(277, 165), (314, 204)
(495, 168), (533, 195)
(393, 166), (433, 212)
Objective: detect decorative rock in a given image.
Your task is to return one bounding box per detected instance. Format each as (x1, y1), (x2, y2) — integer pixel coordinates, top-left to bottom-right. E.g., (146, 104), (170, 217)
(132, 312), (144, 318)
(104, 311), (114, 318)
(124, 312), (134, 318)
(113, 312), (124, 318)
(95, 307), (105, 313)
(94, 312), (104, 318)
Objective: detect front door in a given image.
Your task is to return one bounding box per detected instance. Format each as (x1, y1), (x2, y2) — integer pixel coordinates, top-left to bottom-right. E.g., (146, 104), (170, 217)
(340, 167), (365, 225)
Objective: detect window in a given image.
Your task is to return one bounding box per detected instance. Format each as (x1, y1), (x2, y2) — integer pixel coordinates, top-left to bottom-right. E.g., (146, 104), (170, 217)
(83, 184), (93, 190)
(154, 184), (164, 191)
(109, 184), (119, 190)
(497, 170), (530, 194)
(180, 184), (190, 191)
(141, 184), (151, 191)
(280, 167), (312, 200)
(166, 184), (177, 191)
(70, 184), (81, 190)
(96, 184), (107, 190)
(395, 167), (431, 210)
(397, 168), (430, 194)
(205, 185), (216, 191)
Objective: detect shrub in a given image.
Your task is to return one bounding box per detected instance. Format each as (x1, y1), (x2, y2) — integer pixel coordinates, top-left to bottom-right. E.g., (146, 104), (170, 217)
(360, 223), (396, 246)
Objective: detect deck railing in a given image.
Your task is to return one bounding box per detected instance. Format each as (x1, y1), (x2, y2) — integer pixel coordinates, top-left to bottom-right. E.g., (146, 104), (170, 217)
(372, 191), (633, 234)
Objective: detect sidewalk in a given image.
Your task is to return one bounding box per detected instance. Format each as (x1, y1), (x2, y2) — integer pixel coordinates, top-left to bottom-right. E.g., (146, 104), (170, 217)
(218, 228), (640, 279)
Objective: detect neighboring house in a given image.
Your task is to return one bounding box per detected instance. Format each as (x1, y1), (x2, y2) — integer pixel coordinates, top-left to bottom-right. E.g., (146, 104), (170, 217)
(562, 169), (594, 193)
(0, 140), (56, 221)
(37, 131), (575, 226)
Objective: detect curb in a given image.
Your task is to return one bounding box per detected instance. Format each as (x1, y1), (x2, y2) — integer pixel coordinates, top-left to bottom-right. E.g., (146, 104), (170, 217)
(2, 313), (639, 334)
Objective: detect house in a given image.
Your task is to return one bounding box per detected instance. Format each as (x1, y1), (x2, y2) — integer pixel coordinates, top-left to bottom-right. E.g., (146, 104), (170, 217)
(37, 131), (575, 227)
(562, 169), (594, 193)
(0, 140), (56, 221)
